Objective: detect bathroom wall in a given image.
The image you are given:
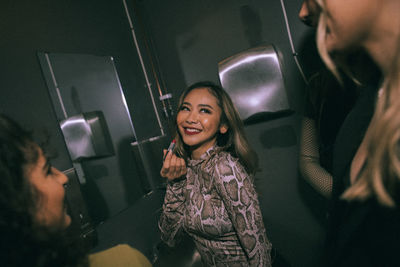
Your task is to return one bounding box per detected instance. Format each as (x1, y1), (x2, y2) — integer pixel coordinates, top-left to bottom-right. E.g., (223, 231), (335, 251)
(0, 0), (326, 266)
(0, 0), (167, 220)
(132, 1), (324, 266)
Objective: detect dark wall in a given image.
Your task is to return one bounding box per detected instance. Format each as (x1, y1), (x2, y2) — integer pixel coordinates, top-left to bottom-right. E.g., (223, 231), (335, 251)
(0, 0), (163, 167)
(133, 1), (325, 266)
(0, 0), (167, 217)
(134, 0), (315, 112)
(0, 0), (326, 266)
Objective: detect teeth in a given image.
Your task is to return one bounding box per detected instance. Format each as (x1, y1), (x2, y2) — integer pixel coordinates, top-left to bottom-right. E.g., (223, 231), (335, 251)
(186, 128), (200, 133)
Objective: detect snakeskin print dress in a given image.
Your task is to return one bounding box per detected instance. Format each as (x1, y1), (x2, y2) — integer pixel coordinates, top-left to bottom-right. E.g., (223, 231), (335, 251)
(159, 146), (272, 266)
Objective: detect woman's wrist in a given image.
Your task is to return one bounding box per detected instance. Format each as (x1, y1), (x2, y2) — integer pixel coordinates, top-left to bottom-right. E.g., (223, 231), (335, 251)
(167, 175), (186, 184)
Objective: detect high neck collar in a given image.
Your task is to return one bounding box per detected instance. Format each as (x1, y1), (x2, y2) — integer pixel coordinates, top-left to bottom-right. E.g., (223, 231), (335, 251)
(188, 145), (220, 167)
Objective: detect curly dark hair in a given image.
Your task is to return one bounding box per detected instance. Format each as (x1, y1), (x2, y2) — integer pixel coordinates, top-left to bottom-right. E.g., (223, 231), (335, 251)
(0, 114), (88, 267)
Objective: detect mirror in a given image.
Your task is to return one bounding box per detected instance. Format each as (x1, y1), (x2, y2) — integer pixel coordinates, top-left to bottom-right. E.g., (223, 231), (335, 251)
(38, 52), (167, 224)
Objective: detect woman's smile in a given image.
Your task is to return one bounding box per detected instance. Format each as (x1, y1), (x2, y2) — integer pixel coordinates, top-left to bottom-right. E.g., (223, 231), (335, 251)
(183, 126), (202, 135)
(176, 87), (227, 159)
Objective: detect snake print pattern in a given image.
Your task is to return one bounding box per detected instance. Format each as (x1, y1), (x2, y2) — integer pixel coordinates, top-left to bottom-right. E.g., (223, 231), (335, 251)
(159, 146), (272, 266)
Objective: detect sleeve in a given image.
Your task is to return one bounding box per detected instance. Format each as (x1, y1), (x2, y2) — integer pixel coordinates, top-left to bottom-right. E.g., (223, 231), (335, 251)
(303, 72), (320, 120)
(299, 117), (333, 198)
(304, 86), (317, 119)
(304, 70), (338, 123)
(158, 179), (186, 247)
(214, 157), (272, 267)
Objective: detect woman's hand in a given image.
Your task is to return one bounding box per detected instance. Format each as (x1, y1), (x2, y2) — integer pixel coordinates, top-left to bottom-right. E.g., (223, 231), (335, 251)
(160, 149), (187, 181)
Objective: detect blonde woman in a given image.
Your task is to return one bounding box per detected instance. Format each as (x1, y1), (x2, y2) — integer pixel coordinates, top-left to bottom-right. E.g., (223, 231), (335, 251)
(315, 0), (400, 266)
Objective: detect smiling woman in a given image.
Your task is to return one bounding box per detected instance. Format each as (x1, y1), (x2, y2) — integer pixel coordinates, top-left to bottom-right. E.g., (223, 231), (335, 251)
(0, 114), (88, 267)
(159, 81), (272, 266)
(27, 147), (71, 229)
(176, 87), (228, 159)
(0, 114), (152, 267)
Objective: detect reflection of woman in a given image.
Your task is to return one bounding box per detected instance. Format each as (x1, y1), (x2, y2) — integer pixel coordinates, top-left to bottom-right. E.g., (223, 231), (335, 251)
(158, 82), (272, 266)
(315, 0), (400, 266)
(0, 114), (151, 267)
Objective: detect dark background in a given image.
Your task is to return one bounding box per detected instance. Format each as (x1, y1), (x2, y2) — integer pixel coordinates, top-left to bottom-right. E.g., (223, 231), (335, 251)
(0, 0), (325, 266)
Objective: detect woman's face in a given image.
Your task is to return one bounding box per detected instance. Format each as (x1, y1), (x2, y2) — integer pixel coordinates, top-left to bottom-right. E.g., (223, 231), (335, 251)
(322, 0), (378, 52)
(299, 0), (320, 27)
(177, 88), (227, 159)
(27, 147), (71, 229)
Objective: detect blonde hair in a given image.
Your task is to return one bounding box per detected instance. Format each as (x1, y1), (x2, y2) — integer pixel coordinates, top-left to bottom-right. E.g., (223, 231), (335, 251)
(316, 0), (400, 206)
(173, 81), (258, 175)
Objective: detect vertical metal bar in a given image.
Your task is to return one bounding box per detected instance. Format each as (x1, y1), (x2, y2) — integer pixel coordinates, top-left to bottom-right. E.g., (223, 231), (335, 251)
(122, 0), (165, 136)
(279, 0), (308, 84)
(45, 53), (69, 119)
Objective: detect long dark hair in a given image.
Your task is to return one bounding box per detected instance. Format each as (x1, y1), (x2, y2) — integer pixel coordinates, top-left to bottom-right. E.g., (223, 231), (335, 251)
(174, 81), (258, 175)
(0, 114), (88, 267)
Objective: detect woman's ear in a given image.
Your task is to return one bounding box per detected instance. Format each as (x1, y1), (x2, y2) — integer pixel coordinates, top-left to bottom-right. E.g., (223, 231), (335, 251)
(219, 124), (228, 134)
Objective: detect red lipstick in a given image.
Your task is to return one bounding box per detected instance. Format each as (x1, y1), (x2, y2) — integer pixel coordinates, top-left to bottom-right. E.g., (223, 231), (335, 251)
(184, 128), (201, 135)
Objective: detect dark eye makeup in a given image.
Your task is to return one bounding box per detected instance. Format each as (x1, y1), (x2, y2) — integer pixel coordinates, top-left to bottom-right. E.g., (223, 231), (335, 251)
(200, 108), (212, 114)
(179, 105), (190, 111)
